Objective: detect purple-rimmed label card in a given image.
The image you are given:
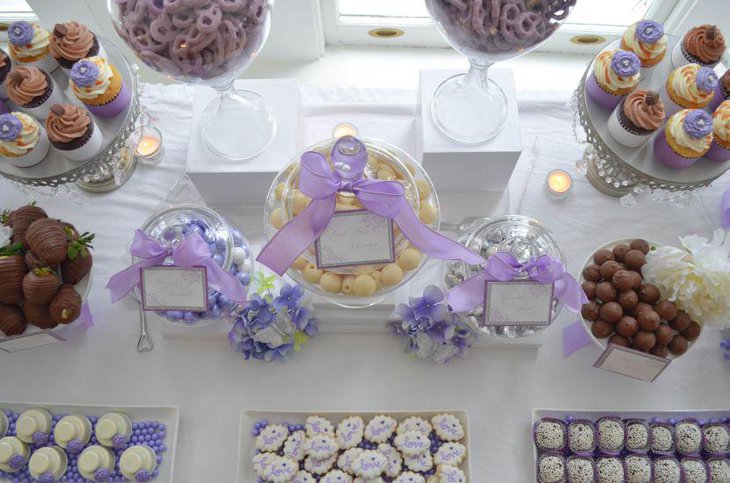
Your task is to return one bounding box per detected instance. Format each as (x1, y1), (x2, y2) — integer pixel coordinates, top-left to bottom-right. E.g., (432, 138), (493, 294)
(315, 210), (395, 269)
(594, 344), (671, 382)
(140, 266), (208, 312)
(483, 281), (554, 327)
(0, 330), (64, 353)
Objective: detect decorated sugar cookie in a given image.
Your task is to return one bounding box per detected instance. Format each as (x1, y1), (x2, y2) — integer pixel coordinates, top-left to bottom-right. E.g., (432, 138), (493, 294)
(337, 416), (365, 449)
(437, 464), (467, 482)
(304, 434), (339, 459)
(397, 416), (432, 436)
(253, 452), (277, 478)
(354, 478), (385, 483)
(377, 442), (403, 477)
(431, 414), (464, 441)
(395, 472), (427, 483)
(404, 451), (434, 473)
(352, 449), (388, 478)
(338, 447), (363, 474)
(262, 455), (298, 482)
(284, 430), (307, 461)
(305, 454), (338, 475)
(434, 441), (467, 466)
(394, 430), (431, 456)
(321, 469), (354, 483)
(306, 416), (335, 437)
(364, 415), (397, 443)
(255, 424), (289, 452)
(292, 470), (317, 483)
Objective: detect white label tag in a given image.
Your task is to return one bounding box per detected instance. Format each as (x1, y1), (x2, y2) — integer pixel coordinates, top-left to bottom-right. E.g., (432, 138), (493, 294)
(0, 331), (65, 353)
(315, 210), (395, 269)
(141, 266), (208, 312)
(483, 281), (554, 326)
(594, 344), (671, 382)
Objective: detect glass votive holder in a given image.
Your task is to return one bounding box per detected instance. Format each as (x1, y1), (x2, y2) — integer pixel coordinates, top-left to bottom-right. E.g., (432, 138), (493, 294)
(545, 169), (573, 199)
(130, 125), (164, 165)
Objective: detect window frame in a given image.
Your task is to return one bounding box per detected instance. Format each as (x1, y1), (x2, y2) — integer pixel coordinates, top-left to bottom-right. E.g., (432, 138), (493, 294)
(322, 0), (697, 54)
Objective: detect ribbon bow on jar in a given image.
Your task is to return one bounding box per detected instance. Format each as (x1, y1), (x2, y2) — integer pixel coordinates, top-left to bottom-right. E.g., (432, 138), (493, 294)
(106, 230), (247, 303)
(447, 251), (587, 313)
(257, 136), (486, 275)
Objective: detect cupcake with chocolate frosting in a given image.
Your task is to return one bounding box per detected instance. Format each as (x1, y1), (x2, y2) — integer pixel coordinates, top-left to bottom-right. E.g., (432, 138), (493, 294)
(621, 20), (667, 69)
(654, 109), (713, 169)
(46, 104), (102, 162)
(586, 49), (641, 110)
(50, 22), (106, 72)
(673, 25), (726, 68)
(707, 100), (730, 162)
(0, 49), (12, 101)
(710, 70), (730, 111)
(6, 66), (65, 120)
(7, 21), (59, 72)
(608, 89), (666, 147)
(0, 112), (50, 168)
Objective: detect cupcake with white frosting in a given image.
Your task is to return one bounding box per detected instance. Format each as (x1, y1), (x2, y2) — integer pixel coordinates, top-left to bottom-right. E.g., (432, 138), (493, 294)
(15, 408), (52, 445)
(621, 21), (667, 72)
(77, 445), (115, 482)
(120, 445), (158, 482)
(0, 436), (30, 473)
(28, 446), (68, 482)
(53, 414), (92, 454)
(586, 49), (641, 110)
(95, 412), (132, 449)
(662, 64), (718, 116)
(7, 21), (59, 72)
(0, 112), (50, 168)
(70, 56), (130, 118)
(707, 100), (730, 161)
(654, 109), (713, 169)
(45, 103), (103, 162)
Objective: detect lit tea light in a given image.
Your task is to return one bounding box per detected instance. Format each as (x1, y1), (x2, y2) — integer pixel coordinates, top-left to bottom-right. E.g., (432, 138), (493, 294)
(132, 126), (163, 164)
(546, 169), (573, 199)
(332, 122), (358, 139)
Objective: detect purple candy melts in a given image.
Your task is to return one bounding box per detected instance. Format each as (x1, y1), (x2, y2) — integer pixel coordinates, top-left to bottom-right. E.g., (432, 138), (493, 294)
(696, 67), (719, 93)
(635, 20), (664, 44)
(0, 113), (21, 141)
(71, 60), (100, 88)
(611, 50), (641, 78)
(112, 434), (129, 449)
(8, 21), (33, 46)
(683, 110), (713, 139)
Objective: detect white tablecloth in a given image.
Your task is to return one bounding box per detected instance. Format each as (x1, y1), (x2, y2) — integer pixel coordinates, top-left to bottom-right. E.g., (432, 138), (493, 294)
(1, 83), (729, 483)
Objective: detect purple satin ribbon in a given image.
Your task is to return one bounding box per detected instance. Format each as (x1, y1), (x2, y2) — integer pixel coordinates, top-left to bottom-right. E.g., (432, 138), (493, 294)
(106, 230), (246, 304)
(563, 319), (594, 356)
(447, 251), (587, 313)
(78, 303), (94, 327)
(257, 139), (486, 275)
(722, 188), (730, 230)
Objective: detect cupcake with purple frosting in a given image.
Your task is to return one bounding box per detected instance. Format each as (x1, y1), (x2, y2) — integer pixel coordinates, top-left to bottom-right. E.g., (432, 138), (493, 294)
(662, 64), (719, 116)
(587, 49), (641, 110)
(654, 109), (713, 169)
(621, 21), (667, 70)
(7, 21), (59, 73)
(0, 112), (50, 168)
(70, 56), (130, 118)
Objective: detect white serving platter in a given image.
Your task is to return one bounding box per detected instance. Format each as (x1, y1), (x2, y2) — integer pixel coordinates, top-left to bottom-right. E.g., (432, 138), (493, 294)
(0, 401), (178, 482)
(237, 409), (471, 482)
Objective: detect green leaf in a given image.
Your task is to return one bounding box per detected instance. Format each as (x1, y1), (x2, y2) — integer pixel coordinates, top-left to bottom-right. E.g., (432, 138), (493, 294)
(0, 242), (25, 257)
(293, 331), (309, 351)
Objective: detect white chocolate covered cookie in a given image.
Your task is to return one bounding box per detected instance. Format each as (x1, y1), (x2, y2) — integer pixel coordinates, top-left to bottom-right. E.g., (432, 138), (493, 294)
(263, 455), (299, 482)
(337, 416), (365, 450)
(394, 430), (431, 456)
(404, 451), (434, 473)
(431, 414), (465, 442)
(304, 434), (339, 459)
(395, 472), (427, 483)
(377, 442), (403, 477)
(305, 454), (338, 475)
(364, 415), (397, 443)
(437, 464), (467, 482)
(338, 448), (363, 474)
(284, 430), (307, 461)
(306, 416), (335, 437)
(434, 442), (467, 466)
(321, 469), (354, 483)
(292, 470), (317, 483)
(352, 450), (388, 478)
(397, 416), (432, 436)
(255, 424), (289, 452)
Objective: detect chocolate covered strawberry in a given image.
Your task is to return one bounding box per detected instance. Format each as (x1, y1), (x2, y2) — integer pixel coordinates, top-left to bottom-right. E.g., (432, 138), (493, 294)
(61, 232), (94, 285)
(0, 254), (27, 304)
(23, 303), (57, 329)
(24, 250), (44, 270)
(22, 268), (60, 304)
(9, 204), (47, 245)
(62, 222), (79, 241)
(25, 218), (67, 265)
(0, 303), (27, 336)
(49, 284), (82, 324)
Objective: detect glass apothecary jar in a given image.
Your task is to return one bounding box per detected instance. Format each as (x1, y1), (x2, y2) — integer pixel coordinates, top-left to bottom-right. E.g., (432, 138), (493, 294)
(445, 215), (565, 338)
(136, 204), (253, 327)
(262, 137), (441, 308)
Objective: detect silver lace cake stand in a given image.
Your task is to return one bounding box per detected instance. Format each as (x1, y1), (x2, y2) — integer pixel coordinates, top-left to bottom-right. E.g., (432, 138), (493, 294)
(574, 36), (729, 198)
(0, 37), (142, 193)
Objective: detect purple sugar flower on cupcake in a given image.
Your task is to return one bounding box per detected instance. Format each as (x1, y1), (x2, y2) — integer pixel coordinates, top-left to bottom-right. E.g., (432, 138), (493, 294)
(0, 113), (21, 141)
(8, 21), (33, 46)
(685, 109), (714, 139)
(71, 59), (99, 87)
(697, 67), (719, 93)
(636, 20), (664, 43)
(611, 50), (641, 77)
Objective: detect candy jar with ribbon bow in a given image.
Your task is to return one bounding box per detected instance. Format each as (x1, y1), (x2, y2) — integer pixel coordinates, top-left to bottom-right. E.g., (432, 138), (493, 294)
(444, 214), (586, 339)
(259, 136), (485, 308)
(107, 204), (253, 327)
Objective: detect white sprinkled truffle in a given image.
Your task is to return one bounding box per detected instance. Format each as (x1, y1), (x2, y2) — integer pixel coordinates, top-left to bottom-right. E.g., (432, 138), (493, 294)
(675, 420), (703, 456)
(653, 458), (682, 483)
(538, 454), (566, 483)
(568, 421), (595, 454)
(709, 458), (730, 482)
(624, 455), (651, 483)
(597, 418), (625, 454)
(704, 424), (730, 454)
(651, 425), (674, 453)
(596, 457), (625, 483)
(625, 420), (649, 452)
(681, 458), (709, 483)
(534, 419), (566, 452)
(566, 456), (595, 483)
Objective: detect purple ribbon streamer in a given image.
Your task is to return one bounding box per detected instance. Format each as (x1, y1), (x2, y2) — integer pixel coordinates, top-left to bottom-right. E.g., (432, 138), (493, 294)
(447, 251), (587, 313)
(722, 188), (730, 230)
(257, 147), (486, 275)
(563, 319), (594, 356)
(78, 303), (94, 327)
(106, 230), (246, 304)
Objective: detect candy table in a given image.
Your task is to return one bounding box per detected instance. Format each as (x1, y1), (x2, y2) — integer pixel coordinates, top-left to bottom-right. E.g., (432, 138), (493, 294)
(1, 82), (728, 482)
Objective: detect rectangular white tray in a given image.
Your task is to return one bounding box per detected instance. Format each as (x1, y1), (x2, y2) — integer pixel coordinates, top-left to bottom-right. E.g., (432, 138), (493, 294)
(237, 409), (471, 482)
(0, 401), (179, 483)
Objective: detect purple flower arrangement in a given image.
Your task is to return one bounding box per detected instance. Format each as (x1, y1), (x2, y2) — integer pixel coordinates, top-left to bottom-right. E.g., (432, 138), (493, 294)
(388, 285), (477, 364)
(229, 274), (319, 362)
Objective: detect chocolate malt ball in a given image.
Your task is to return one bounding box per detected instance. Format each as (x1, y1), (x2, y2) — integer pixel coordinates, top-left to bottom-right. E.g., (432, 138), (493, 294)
(582, 281), (597, 300)
(612, 270), (634, 292)
(609, 334), (630, 347)
(654, 325), (675, 346)
(638, 310), (661, 331)
(617, 290), (638, 311)
(681, 321), (701, 341)
(655, 300), (678, 321)
(633, 302), (654, 318)
(624, 250), (646, 271)
(599, 261), (622, 281)
(593, 249), (614, 265)
(596, 282), (617, 302)
(638, 284), (661, 304)
(650, 345), (669, 358)
(599, 302), (623, 323)
(669, 311), (691, 332)
(583, 264), (602, 282)
(616, 316), (639, 338)
(591, 320), (613, 339)
(633, 331), (656, 352)
(629, 271), (643, 290)
(581, 301), (600, 321)
(612, 244), (631, 262)
(630, 239), (650, 255)
(668, 335), (689, 355)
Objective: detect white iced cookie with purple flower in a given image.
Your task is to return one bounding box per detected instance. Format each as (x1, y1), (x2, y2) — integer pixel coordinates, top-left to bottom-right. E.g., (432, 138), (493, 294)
(322, 469), (354, 482)
(306, 416), (335, 437)
(431, 414), (464, 442)
(304, 433), (339, 459)
(395, 472), (427, 483)
(434, 442), (467, 466)
(337, 416), (365, 449)
(395, 430), (431, 456)
(253, 452), (277, 478)
(436, 464), (467, 482)
(364, 415), (397, 443)
(262, 455), (299, 482)
(255, 424), (289, 452)
(377, 443), (402, 477)
(352, 450), (388, 478)
(284, 430), (307, 461)
(397, 416), (432, 436)
(292, 470), (317, 483)
(338, 448), (363, 474)
(305, 454), (337, 475)
(404, 451), (434, 473)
